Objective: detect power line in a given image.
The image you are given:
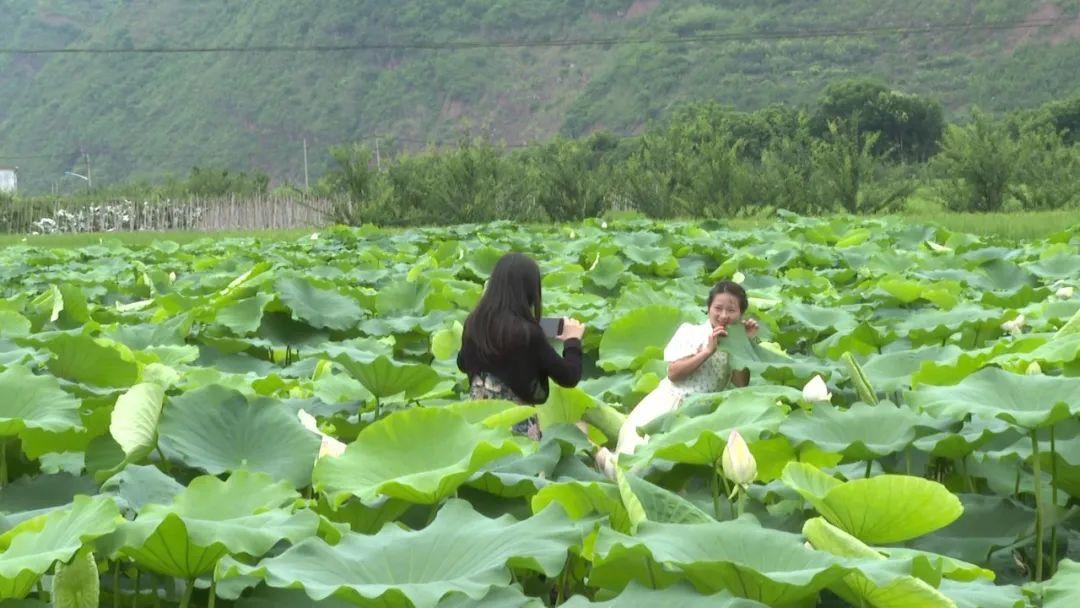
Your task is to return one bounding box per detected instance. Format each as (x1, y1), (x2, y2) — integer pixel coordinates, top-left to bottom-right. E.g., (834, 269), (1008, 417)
(0, 17), (1070, 55)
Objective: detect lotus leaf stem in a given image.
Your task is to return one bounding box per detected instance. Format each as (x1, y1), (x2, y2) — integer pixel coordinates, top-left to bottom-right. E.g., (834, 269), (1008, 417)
(711, 471), (720, 519)
(737, 490), (747, 518)
(208, 579), (217, 608)
(36, 580), (45, 602)
(113, 561), (121, 608)
(1030, 430), (1044, 582)
(133, 569), (140, 608)
(179, 578), (194, 608)
(0, 439), (7, 487)
(1050, 427), (1059, 575)
(960, 455), (976, 493)
(864, 459), (872, 479)
(905, 447), (912, 475)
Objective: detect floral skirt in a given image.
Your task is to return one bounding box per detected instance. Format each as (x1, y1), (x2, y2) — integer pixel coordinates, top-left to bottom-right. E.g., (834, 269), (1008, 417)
(470, 373), (542, 440)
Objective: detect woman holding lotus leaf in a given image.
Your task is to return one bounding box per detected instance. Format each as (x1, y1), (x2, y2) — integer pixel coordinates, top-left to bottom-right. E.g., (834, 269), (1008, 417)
(457, 252), (586, 440)
(596, 281), (759, 473)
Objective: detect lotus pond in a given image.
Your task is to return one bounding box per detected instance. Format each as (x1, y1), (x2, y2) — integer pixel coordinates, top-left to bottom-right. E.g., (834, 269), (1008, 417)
(1, 216), (1079, 607)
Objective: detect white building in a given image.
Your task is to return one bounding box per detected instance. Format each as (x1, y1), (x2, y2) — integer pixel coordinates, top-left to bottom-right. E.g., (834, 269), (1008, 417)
(0, 167), (16, 194)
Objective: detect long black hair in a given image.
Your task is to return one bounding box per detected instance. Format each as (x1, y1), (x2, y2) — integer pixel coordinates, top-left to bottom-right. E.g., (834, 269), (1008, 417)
(706, 280), (748, 313)
(463, 253), (543, 358)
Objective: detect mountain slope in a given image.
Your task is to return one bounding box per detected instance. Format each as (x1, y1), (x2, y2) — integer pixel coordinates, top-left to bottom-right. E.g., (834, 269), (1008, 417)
(1, 0), (1078, 192)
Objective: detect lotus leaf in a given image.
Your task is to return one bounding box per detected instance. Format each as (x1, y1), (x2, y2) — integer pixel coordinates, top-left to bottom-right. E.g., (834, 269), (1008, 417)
(217, 499), (587, 608)
(782, 463), (963, 543)
(0, 365), (82, 439)
(0, 496), (119, 599)
(908, 367), (1080, 430)
(158, 385), (320, 488)
(314, 407), (521, 505)
(104, 471), (318, 579)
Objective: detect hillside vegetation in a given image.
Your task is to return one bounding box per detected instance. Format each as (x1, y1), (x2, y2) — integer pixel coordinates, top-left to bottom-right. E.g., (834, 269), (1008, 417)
(1, 0), (1079, 192)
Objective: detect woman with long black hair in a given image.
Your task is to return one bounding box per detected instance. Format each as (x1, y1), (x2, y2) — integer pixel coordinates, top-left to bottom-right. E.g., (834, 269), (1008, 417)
(457, 253), (586, 439)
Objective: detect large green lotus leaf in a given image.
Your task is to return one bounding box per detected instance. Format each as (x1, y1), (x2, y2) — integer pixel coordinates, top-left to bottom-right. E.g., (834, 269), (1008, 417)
(563, 582), (766, 607)
(590, 518), (860, 604)
(896, 304), (1006, 346)
(313, 407), (521, 505)
(802, 518), (954, 608)
(37, 333), (140, 387)
(781, 463), (963, 544)
(779, 301), (858, 335)
(626, 394), (786, 466)
(158, 385), (320, 488)
(619, 470), (713, 527)
(0, 474), (97, 531)
(597, 306), (690, 372)
(374, 279), (430, 316)
(908, 367), (1080, 430)
(0, 365), (82, 437)
(234, 585), (543, 607)
(99, 465), (185, 514)
(50, 548), (98, 608)
(108, 383), (165, 460)
(912, 417), (1016, 459)
(936, 579), (1026, 608)
(217, 499), (587, 608)
(335, 355), (440, 401)
(860, 346), (965, 392)
(779, 402), (935, 462)
(1040, 559), (1080, 608)
(587, 255), (627, 291)
(991, 332), (1080, 369)
(466, 441), (560, 498)
(530, 480), (632, 534)
(215, 292), (275, 335)
(537, 385), (595, 428)
(104, 471), (318, 579)
(0, 496), (120, 599)
(275, 275), (367, 332)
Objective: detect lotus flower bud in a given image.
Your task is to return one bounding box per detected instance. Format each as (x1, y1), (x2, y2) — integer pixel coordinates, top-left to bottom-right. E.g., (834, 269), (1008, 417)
(601, 221), (609, 229)
(1000, 315), (1025, 336)
(721, 430), (757, 488)
(802, 375), (832, 403)
(298, 409), (346, 459)
(1056, 286), (1074, 299)
(310, 232), (319, 240)
(1026, 361), (1042, 376)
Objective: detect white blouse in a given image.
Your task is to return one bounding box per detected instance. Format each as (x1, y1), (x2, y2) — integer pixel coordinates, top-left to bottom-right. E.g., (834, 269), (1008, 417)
(663, 322), (731, 395)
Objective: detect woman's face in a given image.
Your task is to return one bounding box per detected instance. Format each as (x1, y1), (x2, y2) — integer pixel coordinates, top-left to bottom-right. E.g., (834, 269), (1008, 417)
(708, 293), (743, 329)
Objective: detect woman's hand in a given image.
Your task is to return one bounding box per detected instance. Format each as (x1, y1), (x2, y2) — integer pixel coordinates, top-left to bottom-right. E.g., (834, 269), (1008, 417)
(704, 324), (728, 354)
(558, 318), (586, 341)
(744, 318), (759, 339)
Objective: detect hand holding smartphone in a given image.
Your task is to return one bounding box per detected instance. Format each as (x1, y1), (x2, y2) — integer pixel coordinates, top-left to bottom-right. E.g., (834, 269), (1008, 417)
(539, 317), (564, 339)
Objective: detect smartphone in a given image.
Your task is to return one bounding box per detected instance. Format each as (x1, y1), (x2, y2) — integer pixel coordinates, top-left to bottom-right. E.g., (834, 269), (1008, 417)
(539, 317), (564, 339)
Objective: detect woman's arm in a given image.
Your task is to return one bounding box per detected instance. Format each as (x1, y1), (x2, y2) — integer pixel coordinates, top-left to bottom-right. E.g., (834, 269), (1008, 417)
(534, 324), (583, 387)
(666, 324), (725, 382)
(667, 348), (712, 382)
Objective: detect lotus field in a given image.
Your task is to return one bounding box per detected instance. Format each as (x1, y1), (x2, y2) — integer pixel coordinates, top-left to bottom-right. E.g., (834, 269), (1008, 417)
(2, 216), (1080, 607)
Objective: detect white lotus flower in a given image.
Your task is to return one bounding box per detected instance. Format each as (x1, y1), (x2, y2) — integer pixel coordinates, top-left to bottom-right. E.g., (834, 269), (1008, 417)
(1026, 361), (1042, 376)
(1056, 286), (1074, 299)
(168, 271), (177, 282)
(802, 375), (832, 403)
(297, 409), (346, 459)
(732, 271), (746, 284)
(601, 221), (609, 229)
(1001, 315), (1025, 336)
(310, 232), (319, 241)
(721, 430), (757, 489)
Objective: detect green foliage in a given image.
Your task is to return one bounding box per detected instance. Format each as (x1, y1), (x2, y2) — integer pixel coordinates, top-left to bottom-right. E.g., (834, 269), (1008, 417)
(2, 1), (1078, 195)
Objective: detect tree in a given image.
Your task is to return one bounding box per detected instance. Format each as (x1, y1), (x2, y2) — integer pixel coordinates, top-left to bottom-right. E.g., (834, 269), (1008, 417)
(814, 80), (944, 161)
(933, 111), (1020, 212)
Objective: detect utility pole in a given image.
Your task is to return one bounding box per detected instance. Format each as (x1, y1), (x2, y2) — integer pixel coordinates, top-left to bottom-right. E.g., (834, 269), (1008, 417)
(302, 138), (309, 192)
